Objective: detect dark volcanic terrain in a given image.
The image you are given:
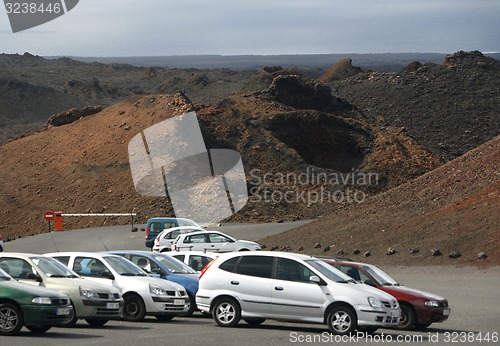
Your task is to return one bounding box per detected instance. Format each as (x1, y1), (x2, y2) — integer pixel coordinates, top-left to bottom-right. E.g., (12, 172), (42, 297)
(0, 51), (498, 265)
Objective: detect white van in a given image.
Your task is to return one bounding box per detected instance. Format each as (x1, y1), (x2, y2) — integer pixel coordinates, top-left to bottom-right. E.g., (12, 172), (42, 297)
(196, 251), (400, 335)
(46, 252), (189, 322)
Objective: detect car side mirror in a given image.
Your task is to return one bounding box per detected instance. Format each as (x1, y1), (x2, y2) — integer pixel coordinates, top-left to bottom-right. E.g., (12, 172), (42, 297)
(364, 279), (376, 287)
(100, 271), (114, 280)
(27, 273), (42, 282)
(310, 275), (326, 285)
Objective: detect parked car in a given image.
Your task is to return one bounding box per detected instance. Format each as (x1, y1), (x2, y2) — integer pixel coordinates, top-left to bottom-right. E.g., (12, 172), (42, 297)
(161, 251), (218, 272)
(145, 217), (201, 248)
(0, 267), (74, 335)
(196, 251), (400, 335)
(152, 226), (207, 252)
(0, 234), (4, 252)
(323, 259), (450, 330)
(46, 252), (189, 322)
(0, 253), (123, 327)
(107, 250), (199, 316)
(171, 230), (261, 252)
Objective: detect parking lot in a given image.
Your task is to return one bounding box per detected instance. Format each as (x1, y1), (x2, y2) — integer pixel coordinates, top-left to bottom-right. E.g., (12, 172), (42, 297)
(3, 222), (500, 345)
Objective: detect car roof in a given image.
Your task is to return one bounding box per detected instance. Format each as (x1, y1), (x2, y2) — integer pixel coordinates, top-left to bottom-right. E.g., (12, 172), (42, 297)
(214, 251), (318, 261)
(45, 251), (123, 259)
(148, 217), (195, 222)
(166, 250), (218, 257)
(161, 226), (206, 232)
(177, 229), (227, 237)
(0, 252), (48, 258)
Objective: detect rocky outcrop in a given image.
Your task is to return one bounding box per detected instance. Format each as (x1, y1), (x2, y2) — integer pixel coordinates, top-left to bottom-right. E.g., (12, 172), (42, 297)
(47, 106), (102, 126)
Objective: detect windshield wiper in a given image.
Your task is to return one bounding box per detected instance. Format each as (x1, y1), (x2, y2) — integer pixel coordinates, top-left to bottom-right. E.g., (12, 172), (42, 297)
(0, 277), (11, 281)
(49, 274), (67, 278)
(381, 283), (394, 286)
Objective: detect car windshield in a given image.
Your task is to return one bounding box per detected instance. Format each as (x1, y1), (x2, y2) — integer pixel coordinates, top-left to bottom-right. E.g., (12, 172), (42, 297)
(177, 219), (199, 227)
(305, 259), (356, 283)
(31, 256), (79, 278)
(104, 256), (147, 276)
(0, 267), (12, 280)
(152, 254), (197, 274)
(364, 265), (399, 286)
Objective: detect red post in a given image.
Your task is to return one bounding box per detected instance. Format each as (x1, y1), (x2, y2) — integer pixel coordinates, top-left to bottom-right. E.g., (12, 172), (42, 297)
(54, 211), (64, 231)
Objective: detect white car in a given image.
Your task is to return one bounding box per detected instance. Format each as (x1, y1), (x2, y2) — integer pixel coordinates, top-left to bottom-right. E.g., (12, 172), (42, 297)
(196, 251), (400, 335)
(0, 253), (123, 327)
(46, 252), (189, 322)
(161, 251), (218, 272)
(152, 226), (207, 252)
(171, 230), (261, 253)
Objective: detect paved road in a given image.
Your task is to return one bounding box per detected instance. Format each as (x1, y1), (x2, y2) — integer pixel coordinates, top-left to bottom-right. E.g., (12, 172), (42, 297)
(5, 220), (313, 253)
(3, 222), (500, 346)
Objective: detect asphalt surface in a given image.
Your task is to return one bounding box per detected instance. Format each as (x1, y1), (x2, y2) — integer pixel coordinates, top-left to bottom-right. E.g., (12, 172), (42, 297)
(2, 222), (500, 346)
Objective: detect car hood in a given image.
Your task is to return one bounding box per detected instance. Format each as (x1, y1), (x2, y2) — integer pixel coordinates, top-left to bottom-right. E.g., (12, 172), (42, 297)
(2, 279), (69, 298)
(237, 240), (261, 248)
(354, 282), (399, 302)
(380, 285), (445, 301)
(117, 275), (186, 291)
(45, 277), (120, 294)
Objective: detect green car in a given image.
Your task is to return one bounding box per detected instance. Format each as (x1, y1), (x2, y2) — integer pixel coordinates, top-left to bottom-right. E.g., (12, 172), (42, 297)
(0, 267), (74, 336)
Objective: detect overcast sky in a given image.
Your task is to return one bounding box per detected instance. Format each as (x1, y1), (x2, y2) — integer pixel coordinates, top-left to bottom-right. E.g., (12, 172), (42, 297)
(1, 0), (499, 56)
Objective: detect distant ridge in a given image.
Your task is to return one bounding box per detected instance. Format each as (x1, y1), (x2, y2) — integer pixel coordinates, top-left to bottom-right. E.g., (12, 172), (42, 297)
(44, 53), (453, 71)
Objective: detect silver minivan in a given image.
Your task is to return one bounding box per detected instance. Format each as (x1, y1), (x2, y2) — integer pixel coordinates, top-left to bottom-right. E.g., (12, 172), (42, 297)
(196, 251), (400, 335)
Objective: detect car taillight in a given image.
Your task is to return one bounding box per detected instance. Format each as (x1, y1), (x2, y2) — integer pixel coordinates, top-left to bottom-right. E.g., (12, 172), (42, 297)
(145, 227), (149, 240)
(199, 259), (216, 280)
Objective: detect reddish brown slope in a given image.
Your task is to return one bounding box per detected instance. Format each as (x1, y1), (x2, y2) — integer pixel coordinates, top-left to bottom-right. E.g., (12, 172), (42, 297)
(260, 136), (500, 266)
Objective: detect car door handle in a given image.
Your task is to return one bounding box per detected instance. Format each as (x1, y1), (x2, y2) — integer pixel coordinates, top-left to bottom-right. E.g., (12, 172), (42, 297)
(274, 286), (284, 291)
(230, 281), (239, 285)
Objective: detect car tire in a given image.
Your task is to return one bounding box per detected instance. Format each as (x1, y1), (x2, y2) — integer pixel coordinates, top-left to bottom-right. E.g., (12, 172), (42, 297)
(0, 245), (3, 252)
(85, 319), (109, 327)
(0, 302), (24, 336)
(58, 302), (78, 327)
(179, 294), (196, 317)
(212, 297), (241, 327)
(243, 318), (266, 326)
(123, 295), (146, 322)
(396, 304), (416, 330)
(155, 314), (175, 321)
(26, 325), (52, 333)
(326, 305), (357, 335)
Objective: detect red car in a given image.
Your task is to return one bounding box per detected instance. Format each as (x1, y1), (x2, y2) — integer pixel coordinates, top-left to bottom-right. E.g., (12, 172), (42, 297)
(323, 260), (450, 330)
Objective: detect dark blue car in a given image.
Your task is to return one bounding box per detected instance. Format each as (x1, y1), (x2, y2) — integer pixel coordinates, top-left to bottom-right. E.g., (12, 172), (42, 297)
(106, 250), (199, 316)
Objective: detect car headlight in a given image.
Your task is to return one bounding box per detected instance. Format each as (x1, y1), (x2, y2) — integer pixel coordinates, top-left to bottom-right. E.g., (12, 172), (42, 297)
(32, 297), (53, 305)
(80, 287), (99, 298)
(368, 297), (384, 308)
(149, 284), (167, 295)
(425, 300), (440, 307)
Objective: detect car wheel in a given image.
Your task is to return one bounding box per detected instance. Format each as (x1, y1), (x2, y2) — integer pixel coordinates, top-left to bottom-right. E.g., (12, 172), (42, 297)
(0, 303), (24, 336)
(123, 295), (146, 322)
(179, 294), (196, 317)
(213, 297), (241, 327)
(155, 314), (175, 321)
(85, 319), (109, 327)
(26, 325), (51, 333)
(243, 318), (266, 326)
(58, 302), (78, 327)
(396, 304), (416, 330)
(326, 305), (357, 335)
(357, 326), (378, 334)
(0, 245), (3, 252)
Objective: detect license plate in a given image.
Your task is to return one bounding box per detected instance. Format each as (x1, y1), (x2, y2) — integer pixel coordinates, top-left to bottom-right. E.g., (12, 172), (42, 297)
(106, 302), (120, 310)
(443, 309), (450, 316)
(174, 299), (184, 305)
(57, 308), (70, 316)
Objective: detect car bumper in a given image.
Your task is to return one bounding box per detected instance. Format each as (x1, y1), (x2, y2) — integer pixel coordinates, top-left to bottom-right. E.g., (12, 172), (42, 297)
(21, 304), (74, 325)
(78, 299), (123, 319)
(145, 295), (189, 315)
(357, 306), (400, 327)
(415, 306), (451, 323)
